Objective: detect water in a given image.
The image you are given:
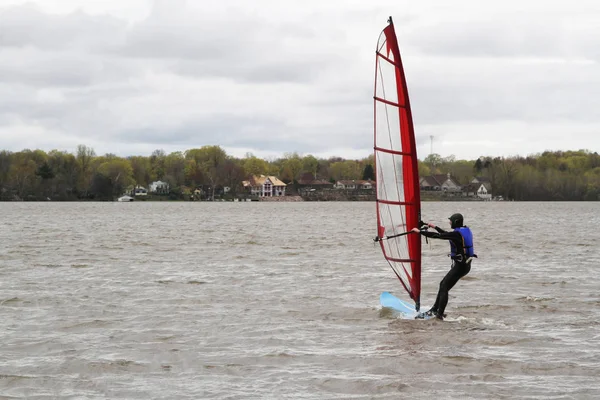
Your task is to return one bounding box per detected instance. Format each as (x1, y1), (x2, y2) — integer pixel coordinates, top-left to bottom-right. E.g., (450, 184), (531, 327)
(1, 201), (599, 399)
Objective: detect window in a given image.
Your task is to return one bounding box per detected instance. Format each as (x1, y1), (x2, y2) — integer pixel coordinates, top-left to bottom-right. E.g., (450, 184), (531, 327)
(264, 182), (272, 195)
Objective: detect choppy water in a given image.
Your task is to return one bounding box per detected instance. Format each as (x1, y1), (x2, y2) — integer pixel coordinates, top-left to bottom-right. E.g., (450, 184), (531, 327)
(1, 201), (599, 399)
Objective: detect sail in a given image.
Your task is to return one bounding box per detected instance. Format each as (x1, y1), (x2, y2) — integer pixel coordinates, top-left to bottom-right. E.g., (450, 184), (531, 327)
(374, 17), (422, 311)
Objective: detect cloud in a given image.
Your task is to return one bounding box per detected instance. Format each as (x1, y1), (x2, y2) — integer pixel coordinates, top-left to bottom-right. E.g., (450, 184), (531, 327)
(0, 4), (126, 51)
(0, 0), (600, 162)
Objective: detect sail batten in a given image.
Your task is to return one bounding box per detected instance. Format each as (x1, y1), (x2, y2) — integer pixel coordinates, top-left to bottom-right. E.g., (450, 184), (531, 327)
(374, 146), (411, 156)
(376, 199), (416, 206)
(374, 97), (406, 109)
(374, 16), (422, 311)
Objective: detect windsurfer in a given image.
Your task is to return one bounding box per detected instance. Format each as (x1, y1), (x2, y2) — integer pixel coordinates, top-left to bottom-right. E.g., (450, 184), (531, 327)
(411, 213), (476, 320)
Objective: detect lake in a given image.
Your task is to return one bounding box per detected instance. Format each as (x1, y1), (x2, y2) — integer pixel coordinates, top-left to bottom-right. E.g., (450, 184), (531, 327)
(1, 201), (599, 399)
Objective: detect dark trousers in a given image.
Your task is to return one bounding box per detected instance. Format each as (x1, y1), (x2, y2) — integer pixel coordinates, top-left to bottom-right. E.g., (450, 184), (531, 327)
(431, 260), (471, 316)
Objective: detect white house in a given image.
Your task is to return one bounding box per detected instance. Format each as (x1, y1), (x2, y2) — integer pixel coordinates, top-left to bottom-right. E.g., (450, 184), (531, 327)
(134, 186), (148, 196)
(359, 180), (374, 190)
(242, 175), (286, 197)
(334, 180), (374, 190)
(150, 180), (169, 193)
(477, 183), (492, 200)
(335, 180), (357, 190)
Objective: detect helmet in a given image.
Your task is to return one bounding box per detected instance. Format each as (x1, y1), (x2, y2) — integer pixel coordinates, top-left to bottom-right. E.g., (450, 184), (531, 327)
(448, 213), (464, 229)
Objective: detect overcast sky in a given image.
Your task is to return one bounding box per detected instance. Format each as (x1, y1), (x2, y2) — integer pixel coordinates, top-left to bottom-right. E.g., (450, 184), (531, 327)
(1, 0), (599, 161)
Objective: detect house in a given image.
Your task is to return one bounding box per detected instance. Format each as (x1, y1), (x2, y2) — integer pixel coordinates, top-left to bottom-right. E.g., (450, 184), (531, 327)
(335, 180), (357, 190)
(419, 176), (441, 191)
(242, 175), (287, 197)
(360, 180), (374, 190)
(462, 182), (493, 200)
(420, 173), (461, 192)
(149, 180), (169, 194)
(477, 182), (492, 200)
(462, 183), (480, 197)
(470, 177), (493, 199)
(134, 186), (148, 196)
(297, 173), (335, 191)
(334, 180), (374, 190)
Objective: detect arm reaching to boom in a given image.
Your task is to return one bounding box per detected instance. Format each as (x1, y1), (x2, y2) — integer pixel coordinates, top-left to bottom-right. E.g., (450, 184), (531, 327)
(411, 226), (464, 256)
(418, 221), (446, 233)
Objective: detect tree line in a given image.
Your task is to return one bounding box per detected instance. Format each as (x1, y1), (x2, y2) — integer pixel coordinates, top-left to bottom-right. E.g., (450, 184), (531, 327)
(0, 145), (375, 201)
(0, 145), (598, 201)
(422, 150), (600, 201)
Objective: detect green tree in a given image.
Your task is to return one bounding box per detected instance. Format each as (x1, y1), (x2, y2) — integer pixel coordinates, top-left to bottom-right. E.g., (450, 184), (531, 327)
(362, 164), (375, 180)
(474, 157), (484, 174)
(96, 158), (134, 198)
(129, 156), (152, 190)
(0, 151), (12, 199)
(242, 155), (270, 177)
(280, 152), (303, 183)
(417, 160), (431, 177)
(8, 153), (38, 199)
(164, 151), (186, 190)
(221, 158), (246, 196)
(330, 160), (361, 181)
(76, 145), (96, 196)
(149, 149), (166, 181)
(302, 155), (319, 178)
(48, 150), (78, 199)
(186, 146), (228, 200)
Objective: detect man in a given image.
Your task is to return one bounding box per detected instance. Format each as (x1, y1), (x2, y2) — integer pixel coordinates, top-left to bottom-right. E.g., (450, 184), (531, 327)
(411, 213), (476, 320)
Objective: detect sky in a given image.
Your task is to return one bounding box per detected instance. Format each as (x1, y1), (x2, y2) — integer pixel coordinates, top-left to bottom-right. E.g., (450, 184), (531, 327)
(1, 0), (599, 161)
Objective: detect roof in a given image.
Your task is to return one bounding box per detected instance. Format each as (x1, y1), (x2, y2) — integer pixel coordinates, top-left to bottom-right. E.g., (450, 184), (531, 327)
(420, 176), (439, 186)
(473, 176), (491, 182)
(297, 172), (316, 185)
(462, 183), (481, 192)
(432, 174), (454, 185)
(480, 182), (493, 191)
(243, 175), (286, 187)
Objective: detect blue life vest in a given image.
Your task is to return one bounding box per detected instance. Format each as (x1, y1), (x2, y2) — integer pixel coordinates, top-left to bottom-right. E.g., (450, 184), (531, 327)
(450, 226), (475, 259)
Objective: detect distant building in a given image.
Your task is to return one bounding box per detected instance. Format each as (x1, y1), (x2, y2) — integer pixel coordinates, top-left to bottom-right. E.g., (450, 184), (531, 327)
(149, 181), (169, 194)
(296, 173), (334, 191)
(462, 181), (492, 200)
(462, 183), (480, 197)
(134, 186), (148, 196)
(476, 182), (492, 200)
(334, 180), (374, 190)
(419, 173), (461, 192)
(242, 175), (287, 197)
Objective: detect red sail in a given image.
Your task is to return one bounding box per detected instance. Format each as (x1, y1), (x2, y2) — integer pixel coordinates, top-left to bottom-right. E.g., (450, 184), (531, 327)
(374, 17), (422, 310)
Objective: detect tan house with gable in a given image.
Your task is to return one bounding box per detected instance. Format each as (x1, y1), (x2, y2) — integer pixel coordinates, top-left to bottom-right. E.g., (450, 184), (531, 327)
(243, 175), (287, 197)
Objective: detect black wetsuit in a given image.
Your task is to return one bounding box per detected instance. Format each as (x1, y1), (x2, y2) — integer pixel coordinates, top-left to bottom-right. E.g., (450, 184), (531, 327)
(420, 226), (472, 317)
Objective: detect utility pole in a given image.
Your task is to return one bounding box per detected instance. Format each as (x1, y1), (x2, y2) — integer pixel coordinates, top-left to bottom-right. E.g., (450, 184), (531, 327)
(430, 135), (434, 156)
